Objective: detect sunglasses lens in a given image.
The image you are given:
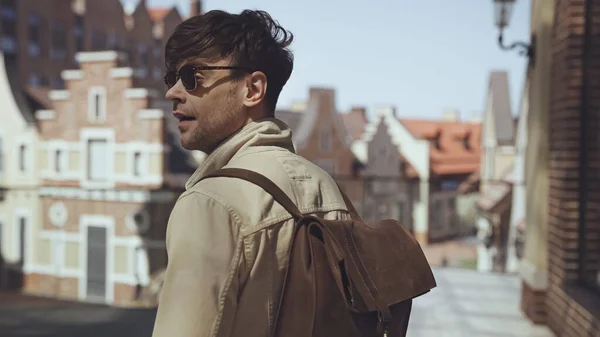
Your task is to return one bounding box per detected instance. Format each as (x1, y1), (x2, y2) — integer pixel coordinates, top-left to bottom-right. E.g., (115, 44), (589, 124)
(179, 65), (197, 90)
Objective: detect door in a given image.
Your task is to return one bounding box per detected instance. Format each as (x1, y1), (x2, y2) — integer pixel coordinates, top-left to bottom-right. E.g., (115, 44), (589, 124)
(86, 226), (107, 301)
(19, 217), (25, 265)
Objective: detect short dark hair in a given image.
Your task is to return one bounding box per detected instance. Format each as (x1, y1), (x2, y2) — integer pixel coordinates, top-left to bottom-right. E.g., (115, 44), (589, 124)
(165, 10), (294, 113)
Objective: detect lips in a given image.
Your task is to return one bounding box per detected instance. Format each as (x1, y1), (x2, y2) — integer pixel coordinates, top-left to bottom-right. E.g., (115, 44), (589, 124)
(173, 112), (195, 122)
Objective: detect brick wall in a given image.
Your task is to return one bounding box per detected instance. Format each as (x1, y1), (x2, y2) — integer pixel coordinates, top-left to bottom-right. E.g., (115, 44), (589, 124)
(546, 0), (600, 335)
(521, 281), (548, 324)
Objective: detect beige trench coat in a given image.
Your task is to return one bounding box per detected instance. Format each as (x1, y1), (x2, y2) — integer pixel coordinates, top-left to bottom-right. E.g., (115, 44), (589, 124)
(151, 118), (353, 337)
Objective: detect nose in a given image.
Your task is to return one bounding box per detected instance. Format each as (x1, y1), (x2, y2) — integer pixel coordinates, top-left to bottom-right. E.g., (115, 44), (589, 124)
(165, 80), (186, 104)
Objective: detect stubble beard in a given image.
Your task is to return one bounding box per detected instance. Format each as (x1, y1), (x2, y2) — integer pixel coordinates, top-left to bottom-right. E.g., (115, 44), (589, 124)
(180, 93), (240, 154)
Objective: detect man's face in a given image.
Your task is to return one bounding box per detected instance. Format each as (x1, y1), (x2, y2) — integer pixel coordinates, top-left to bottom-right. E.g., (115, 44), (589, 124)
(165, 57), (247, 153)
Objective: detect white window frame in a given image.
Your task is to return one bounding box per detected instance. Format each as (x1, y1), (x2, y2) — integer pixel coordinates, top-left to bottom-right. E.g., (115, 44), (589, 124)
(80, 128), (115, 189)
(320, 129), (332, 152)
(87, 86), (107, 123)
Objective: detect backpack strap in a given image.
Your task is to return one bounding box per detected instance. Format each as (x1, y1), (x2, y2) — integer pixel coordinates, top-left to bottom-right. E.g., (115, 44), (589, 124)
(202, 168), (303, 220)
(203, 168), (361, 221)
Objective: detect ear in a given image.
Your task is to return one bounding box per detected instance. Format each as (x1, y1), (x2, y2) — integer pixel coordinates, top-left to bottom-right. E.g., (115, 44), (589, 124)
(243, 71), (267, 108)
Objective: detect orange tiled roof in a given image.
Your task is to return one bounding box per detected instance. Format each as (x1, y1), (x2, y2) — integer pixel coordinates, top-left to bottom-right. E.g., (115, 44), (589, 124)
(399, 119), (482, 176)
(148, 8), (171, 22)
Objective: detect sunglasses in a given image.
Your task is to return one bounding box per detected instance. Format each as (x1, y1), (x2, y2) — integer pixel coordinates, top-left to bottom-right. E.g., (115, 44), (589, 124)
(164, 64), (253, 91)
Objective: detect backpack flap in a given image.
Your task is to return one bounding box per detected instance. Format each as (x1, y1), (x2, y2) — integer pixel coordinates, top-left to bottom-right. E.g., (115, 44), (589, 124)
(319, 217), (437, 313)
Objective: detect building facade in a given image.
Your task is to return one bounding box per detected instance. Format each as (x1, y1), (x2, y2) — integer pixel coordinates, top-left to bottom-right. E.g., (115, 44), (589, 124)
(0, 0), (184, 91)
(475, 70), (517, 273)
(23, 51), (195, 306)
(400, 115), (482, 243)
(519, 0), (600, 335)
(0, 52), (43, 290)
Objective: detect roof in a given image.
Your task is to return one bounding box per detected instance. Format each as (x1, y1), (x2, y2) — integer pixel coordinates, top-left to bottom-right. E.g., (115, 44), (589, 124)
(399, 119), (482, 176)
(1, 53), (38, 126)
(341, 107), (368, 141)
(148, 8), (171, 22)
(24, 85), (52, 110)
(288, 88), (354, 151)
(477, 182), (512, 213)
(487, 71), (515, 146)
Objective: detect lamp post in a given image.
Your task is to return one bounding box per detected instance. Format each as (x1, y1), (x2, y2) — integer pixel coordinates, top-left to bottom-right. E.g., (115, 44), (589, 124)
(493, 0), (535, 60)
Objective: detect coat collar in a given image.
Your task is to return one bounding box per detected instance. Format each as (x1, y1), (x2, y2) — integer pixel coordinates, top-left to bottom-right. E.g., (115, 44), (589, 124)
(185, 118), (296, 189)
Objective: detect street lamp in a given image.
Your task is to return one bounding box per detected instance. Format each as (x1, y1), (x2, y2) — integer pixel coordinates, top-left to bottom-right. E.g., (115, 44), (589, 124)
(493, 0), (535, 60)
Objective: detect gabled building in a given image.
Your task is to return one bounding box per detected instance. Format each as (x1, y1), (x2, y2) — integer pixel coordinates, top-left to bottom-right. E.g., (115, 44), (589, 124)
(276, 88), (365, 214)
(351, 108), (481, 245)
(355, 115), (411, 226)
(474, 71), (518, 273)
(400, 114), (482, 242)
(24, 51), (195, 306)
(0, 52), (45, 290)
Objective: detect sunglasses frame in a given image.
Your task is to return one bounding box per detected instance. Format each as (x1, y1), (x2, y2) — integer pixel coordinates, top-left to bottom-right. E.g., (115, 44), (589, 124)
(164, 64), (253, 91)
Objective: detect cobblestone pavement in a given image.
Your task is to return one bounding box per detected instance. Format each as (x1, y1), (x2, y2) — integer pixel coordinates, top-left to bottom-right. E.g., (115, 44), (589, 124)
(408, 268), (555, 337)
(0, 267), (554, 337)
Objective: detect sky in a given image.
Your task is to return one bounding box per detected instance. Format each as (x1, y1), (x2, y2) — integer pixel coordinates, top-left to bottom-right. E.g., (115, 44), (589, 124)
(122, 0), (531, 121)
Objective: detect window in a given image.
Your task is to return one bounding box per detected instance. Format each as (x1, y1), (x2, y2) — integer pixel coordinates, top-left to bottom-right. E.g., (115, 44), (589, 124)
(88, 87), (107, 122)
(28, 73), (41, 87)
(73, 15), (84, 52)
(50, 21), (67, 61)
(54, 149), (62, 173)
(463, 136), (471, 150)
(28, 13), (41, 57)
(50, 76), (64, 89)
(107, 33), (117, 49)
(428, 135), (441, 149)
(0, 0), (17, 54)
(91, 30), (105, 51)
(139, 44), (149, 67)
(126, 40), (136, 64)
(320, 130), (331, 152)
(430, 200), (443, 230)
(87, 139), (108, 182)
(396, 202), (404, 222)
(152, 67), (163, 81)
(18, 144), (27, 172)
(153, 39), (162, 58)
(133, 152), (142, 176)
(441, 180), (459, 191)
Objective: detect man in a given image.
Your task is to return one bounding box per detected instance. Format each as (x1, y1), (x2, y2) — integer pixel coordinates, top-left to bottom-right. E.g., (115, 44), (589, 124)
(152, 9), (354, 337)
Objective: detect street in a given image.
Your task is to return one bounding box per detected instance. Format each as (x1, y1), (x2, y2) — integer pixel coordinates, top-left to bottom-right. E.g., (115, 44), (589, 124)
(0, 268), (554, 337)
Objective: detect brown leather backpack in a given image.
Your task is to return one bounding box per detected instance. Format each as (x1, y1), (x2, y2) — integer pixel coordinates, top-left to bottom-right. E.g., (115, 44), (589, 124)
(205, 168), (437, 337)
